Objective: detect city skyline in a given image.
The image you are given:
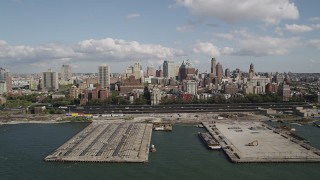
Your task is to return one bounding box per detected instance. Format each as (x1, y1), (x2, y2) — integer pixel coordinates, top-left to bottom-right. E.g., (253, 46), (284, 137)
(0, 0), (320, 73)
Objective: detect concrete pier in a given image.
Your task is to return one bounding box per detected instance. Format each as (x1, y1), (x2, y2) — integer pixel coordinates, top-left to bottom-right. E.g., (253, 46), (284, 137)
(203, 121), (320, 163)
(45, 122), (153, 163)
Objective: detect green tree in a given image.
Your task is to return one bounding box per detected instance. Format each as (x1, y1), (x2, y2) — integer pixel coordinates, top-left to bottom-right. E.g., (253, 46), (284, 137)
(143, 86), (151, 105)
(134, 96), (147, 105)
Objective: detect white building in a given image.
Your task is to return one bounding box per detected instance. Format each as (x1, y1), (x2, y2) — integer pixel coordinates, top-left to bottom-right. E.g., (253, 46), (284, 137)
(183, 80), (198, 95)
(244, 76), (270, 95)
(125, 62), (143, 80)
(60, 64), (72, 85)
(163, 60), (176, 79)
(150, 87), (161, 105)
(0, 67), (12, 93)
(98, 64), (110, 89)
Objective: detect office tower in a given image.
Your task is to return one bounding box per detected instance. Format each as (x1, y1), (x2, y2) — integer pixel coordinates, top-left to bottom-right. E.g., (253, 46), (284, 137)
(210, 58), (217, 77)
(0, 67), (12, 94)
(216, 62), (223, 82)
(60, 64), (72, 84)
(125, 62), (143, 80)
(98, 64), (110, 89)
(42, 69), (59, 91)
(147, 66), (156, 77)
(156, 69), (163, 77)
(225, 68), (230, 77)
(163, 60), (176, 79)
(178, 60), (195, 81)
(249, 63), (255, 79)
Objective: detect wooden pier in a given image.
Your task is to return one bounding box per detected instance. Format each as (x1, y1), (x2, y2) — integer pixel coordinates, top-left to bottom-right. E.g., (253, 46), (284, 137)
(202, 121), (320, 163)
(44, 122), (153, 163)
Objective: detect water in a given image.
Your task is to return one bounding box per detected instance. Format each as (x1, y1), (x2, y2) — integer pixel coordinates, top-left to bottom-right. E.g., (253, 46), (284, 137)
(0, 123), (319, 180)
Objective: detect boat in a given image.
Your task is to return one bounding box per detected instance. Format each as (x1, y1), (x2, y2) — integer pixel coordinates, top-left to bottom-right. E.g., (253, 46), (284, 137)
(150, 144), (156, 152)
(196, 124), (204, 128)
(198, 132), (221, 150)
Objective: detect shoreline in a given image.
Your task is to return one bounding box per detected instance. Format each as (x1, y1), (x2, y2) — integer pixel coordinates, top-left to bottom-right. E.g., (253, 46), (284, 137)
(0, 112), (270, 125)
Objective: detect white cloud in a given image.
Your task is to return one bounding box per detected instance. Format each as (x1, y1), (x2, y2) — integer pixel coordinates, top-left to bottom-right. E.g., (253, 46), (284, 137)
(176, 25), (193, 32)
(74, 38), (184, 60)
(311, 24), (320, 30)
(233, 31), (299, 56)
(125, 13), (140, 20)
(309, 17), (320, 22)
(276, 24), (313, 34)
(193, 42), (234, 57)
(176, 0), (299, 25)
(0, 38), (185, 67)
(193, 42), (221, 57)
(307, 40), (320, 48)
(221, 47), (234, 55)
(214, 33), (233, 40)
(0, 40), (7, 46)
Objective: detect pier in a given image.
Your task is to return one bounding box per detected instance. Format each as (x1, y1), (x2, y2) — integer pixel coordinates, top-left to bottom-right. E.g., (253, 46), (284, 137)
(45, 122), (153, 163)
(203, 121), (320, 163)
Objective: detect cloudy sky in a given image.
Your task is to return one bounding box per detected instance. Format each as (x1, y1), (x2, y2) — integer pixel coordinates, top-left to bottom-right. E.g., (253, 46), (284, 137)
(0, 0), (319, 73)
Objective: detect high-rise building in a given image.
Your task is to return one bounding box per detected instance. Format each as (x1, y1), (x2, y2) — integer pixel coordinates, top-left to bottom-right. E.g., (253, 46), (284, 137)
(249, 63), (255, 79)
(211, 58), (216, 76)
(70, 85), (80, 99)
(147, 66), (156, 77)
(163, 60), (176, 79)
(0, 67), (12, 94)
(41, 69), (59, 91)
(98, 64), (110, 89)
(225, 68), (230, 77)
(150, 87), (161, 105)
(60, 64), (72, 84)
(278, 83), (291, 101)
(178, 60), (196, 81)
(216, 62), (223, 83)
(125, 62), (143, 80)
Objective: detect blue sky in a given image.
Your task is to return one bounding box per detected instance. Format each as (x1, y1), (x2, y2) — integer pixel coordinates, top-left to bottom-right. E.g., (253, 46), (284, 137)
(0, 0), (319, 73)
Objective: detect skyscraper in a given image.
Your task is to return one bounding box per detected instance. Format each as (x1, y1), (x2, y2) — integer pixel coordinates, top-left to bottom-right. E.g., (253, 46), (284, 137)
(147, 66), (156, 77)
(216, 62), (223, 83)
(125, 62), (143, 80)
(178, 60), (195, 81)
(0, 67), (12, 94)
(41, 69), (59, 91)
(60, 64), (72, 84)
(163, 60), (176, 79)
(98, 64), (110, 89)
(249, 63), (255, 79)
(225, 68), (230, 77)
(210, 58), (217, 77)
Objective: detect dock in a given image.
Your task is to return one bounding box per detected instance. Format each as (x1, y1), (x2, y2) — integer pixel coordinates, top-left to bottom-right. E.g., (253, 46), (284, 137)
(44, 122), (153, 163)
(203, 121), (320, 163)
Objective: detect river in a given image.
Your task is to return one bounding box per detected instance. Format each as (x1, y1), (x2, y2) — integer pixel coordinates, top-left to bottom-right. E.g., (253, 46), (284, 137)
(0, 122), (319, 180)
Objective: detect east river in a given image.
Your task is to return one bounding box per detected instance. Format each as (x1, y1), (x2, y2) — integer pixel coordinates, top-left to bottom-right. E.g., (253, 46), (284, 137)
(0, 122), (319, 180)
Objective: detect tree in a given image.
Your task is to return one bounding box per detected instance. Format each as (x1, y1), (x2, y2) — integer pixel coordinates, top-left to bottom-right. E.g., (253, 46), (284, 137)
(143, 86), (151, 105)
(134, 96), (147, 105)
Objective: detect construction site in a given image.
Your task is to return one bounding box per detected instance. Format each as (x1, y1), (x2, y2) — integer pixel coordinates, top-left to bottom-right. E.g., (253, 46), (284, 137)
(202, 121), (320, 163)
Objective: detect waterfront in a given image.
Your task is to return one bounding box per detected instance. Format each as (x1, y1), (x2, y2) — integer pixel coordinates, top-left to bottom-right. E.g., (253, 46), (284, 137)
(0, 123), (320, 180)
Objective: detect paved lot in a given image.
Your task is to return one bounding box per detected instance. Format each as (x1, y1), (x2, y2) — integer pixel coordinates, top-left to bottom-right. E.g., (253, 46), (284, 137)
(45, 122), (153, 163)
(203, 121), (320, 163)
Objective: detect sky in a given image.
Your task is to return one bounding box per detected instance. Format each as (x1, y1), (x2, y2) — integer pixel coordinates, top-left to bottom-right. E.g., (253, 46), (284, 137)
(0, 0), (320, 74)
